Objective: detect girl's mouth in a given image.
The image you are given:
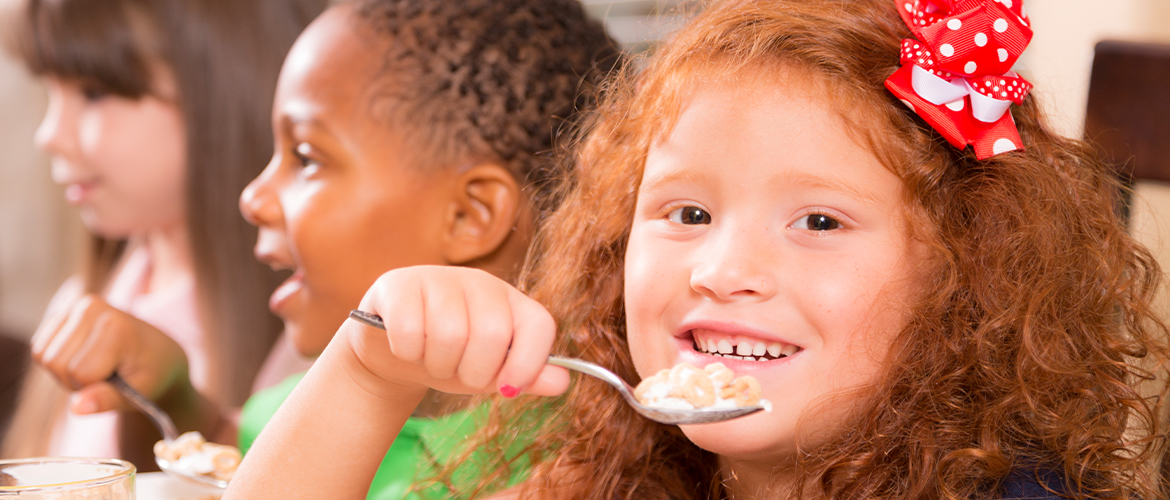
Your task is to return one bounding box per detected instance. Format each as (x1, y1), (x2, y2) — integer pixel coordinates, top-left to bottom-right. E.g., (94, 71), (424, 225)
(63, 181), (99, 205)
(690, 329), (801, 362)
(269, 268), (305, 314)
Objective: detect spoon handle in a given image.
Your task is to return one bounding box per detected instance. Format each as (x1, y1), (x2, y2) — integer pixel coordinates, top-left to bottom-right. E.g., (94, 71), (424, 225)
(107, 372), (180, 442)
(545, 356), (633, 393)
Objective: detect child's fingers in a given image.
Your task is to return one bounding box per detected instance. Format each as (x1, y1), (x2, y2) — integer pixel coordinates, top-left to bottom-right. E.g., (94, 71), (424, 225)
(70, 383), (122, 415)
(38, 296), (103, 387)
(456, 274), (514, 389)
(520, 365), (571, 397)
(422, 273), (470, 380)
(29, 302), (71, 359)
(66, 311), (132, 388)
(371, 270), (426, 362)
(494, 287), (557, 396)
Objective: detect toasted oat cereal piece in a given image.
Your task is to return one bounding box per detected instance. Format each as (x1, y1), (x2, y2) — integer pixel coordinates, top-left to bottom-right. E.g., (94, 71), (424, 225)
(668, 365), (715, 407)
(633, 369), (670, 402)
(720, 375), (762, 407)
(205, 443), (242, 481)
(704, 362), (735, 386)
(154, 431), (207, 463)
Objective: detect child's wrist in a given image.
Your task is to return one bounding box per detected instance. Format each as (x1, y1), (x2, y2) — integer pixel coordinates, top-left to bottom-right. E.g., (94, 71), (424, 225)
(325, 326), (430, 406)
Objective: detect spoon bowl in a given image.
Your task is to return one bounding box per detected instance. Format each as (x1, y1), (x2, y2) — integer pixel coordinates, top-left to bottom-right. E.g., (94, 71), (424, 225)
(349, 309), (768, 425)
(153, 457), (229, 490)
(106, 373), (228, 490)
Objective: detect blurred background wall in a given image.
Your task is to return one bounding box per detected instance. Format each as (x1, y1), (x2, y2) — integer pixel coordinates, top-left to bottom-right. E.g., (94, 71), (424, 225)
(1, 0), (1168, 343)
(0, 51), (81, 341)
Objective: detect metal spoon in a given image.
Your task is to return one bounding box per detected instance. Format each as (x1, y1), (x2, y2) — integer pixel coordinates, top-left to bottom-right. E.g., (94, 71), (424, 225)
(348, 309), (767, 425)
(106, 373), (229, 489)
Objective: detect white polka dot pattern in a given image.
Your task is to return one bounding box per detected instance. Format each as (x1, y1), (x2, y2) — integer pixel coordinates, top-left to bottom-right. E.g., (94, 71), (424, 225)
(887, 0), (1036, 160)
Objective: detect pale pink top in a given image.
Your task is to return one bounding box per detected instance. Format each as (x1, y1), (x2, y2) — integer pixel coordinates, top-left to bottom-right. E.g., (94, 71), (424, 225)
(47, 245), (312, 458)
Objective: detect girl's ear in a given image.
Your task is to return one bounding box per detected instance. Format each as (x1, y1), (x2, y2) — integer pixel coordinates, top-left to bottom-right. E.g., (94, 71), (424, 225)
(441, 163), (523, 265)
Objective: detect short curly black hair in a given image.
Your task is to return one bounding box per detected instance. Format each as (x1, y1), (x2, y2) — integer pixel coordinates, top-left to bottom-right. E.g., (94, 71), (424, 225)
(350, 0), (620, 210)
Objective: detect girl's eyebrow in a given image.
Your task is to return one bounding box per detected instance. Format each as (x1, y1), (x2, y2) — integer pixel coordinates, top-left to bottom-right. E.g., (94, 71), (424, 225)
(777, 172), (884, 206)
(279, 105), (339, 141)
(639, 167), (708, 193)
(279, 100), (335, 132)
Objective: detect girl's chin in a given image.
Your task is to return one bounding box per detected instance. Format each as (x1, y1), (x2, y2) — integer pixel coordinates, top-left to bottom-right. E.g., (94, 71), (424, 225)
(78, 213), (132, 240)
(679, 415), (796, 460)
(285, 320), (326, 358)
(284, 311), (345, 358)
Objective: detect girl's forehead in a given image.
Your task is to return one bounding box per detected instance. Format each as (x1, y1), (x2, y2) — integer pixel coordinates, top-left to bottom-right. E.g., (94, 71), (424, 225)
(644, 60), (833, 145)
(278, 8), (387, 120)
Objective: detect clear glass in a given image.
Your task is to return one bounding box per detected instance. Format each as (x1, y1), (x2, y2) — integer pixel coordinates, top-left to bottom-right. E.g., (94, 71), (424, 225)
(0, 458), (135, 499)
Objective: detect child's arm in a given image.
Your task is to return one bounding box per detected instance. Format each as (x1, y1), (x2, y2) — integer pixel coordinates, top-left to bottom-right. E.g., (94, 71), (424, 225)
(223, 266), (568, 500)
(30, 292), (230, 453)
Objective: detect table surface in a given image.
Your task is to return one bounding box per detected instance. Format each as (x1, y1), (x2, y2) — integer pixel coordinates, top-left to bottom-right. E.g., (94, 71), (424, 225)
(136, 471), (223, 500)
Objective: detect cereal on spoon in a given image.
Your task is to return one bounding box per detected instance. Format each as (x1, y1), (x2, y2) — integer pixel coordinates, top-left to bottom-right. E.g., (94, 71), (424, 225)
(154, 431), (241, 482)
(634, 363), (772, 411)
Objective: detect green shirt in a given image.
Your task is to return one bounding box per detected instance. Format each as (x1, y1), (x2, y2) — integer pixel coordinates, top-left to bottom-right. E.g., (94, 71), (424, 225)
(240, 373), (529, 500)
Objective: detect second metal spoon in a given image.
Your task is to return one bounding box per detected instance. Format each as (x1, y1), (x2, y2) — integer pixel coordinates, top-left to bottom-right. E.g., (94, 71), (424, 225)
(349, 309), (767, 425)
(106, 373), (228, 489)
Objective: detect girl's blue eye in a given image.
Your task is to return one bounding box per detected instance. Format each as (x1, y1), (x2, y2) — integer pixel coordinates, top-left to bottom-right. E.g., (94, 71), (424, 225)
(667, 206), (711, 225)
(795, 213), (840, 231)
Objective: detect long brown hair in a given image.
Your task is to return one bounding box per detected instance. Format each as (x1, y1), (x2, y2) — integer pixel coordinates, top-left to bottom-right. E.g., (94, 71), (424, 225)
(460, 1), (1170, 499)
(1, 0), (326, 456)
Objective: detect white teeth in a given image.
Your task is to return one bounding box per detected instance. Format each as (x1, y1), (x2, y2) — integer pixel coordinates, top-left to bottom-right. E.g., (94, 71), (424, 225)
(718, 340), (733, 354)
(698, 335), (795, 359)
(767, 343), (782, 357)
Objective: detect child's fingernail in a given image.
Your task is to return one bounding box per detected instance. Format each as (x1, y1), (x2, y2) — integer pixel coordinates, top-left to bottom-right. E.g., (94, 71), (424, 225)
(499, 384), (521, 398)
(72, 394), (96, 414)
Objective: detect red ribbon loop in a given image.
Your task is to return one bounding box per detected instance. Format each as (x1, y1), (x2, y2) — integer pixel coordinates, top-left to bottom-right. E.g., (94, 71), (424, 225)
(885, 0), (1034, 159)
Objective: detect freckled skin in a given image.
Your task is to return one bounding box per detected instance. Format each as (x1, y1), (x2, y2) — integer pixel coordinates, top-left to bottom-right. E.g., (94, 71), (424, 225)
(623, 69), (920, 477)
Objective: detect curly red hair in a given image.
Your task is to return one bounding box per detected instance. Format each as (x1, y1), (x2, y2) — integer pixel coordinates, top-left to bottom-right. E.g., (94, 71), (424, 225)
(450, 1), (1170, 499)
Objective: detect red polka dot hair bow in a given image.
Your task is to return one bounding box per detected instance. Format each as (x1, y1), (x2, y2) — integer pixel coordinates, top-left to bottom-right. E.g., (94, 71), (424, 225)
(884, 0), (1034, 159)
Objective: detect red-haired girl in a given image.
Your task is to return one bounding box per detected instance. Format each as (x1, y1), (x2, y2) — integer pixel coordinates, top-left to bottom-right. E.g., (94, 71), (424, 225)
(228, 0), (1169, 499)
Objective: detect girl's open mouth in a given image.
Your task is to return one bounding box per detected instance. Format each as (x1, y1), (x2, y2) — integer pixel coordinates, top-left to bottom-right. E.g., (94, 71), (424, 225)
(690, 330), (801, 362)
(269, 268), (305, 314)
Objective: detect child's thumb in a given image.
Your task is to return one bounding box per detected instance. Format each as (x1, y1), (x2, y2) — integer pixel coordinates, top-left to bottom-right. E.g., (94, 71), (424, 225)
(70, 383), (122, 415)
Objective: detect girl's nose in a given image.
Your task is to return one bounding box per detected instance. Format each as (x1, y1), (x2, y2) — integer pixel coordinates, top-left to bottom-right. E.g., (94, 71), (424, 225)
(239, 161), (284, 228)
(689, 228), (778, 302)
(34, 85), (76, 159)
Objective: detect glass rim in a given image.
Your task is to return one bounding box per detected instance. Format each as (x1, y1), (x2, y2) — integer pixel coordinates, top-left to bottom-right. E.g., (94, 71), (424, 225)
(0, 457), (135, 492)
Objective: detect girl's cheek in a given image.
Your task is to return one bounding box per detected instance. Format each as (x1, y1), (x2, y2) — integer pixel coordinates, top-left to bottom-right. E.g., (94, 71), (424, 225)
(77, 111), (104, 157)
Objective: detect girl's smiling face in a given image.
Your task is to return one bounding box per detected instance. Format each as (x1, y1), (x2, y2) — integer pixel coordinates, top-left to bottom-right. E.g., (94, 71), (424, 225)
(35, 76), (187, 237)
(240, 6), (457, 356)
(624, 68), (922, 465)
